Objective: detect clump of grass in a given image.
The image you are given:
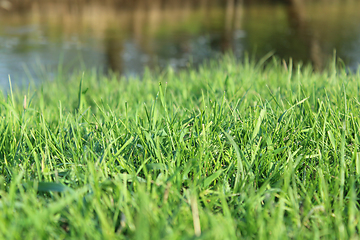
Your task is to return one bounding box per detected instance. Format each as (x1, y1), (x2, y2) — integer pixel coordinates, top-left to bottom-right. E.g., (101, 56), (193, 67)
(0, 54), (360, 239)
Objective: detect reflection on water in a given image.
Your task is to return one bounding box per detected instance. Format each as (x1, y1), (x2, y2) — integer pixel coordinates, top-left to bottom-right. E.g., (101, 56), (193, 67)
(1, 0), (360, 89)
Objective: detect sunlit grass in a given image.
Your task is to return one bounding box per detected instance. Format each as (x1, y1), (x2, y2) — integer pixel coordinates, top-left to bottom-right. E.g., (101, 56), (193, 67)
(0, 55), (360, 239)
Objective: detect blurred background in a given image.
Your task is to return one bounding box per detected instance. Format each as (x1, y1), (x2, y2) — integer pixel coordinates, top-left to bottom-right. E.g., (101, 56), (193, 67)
(1, 0), (360, 88)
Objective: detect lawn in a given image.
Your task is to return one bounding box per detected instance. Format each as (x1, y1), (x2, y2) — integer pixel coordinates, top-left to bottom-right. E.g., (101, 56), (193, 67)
(0, 54), (359, 239)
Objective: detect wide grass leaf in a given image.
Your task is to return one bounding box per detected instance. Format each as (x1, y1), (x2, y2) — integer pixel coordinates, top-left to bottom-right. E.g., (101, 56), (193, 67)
(203, 169), (224, 188)
(37, 182), (73, 193)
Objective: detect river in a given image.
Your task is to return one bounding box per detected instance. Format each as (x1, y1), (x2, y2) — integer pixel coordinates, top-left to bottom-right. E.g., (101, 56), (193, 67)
(1, 0), (360, 89)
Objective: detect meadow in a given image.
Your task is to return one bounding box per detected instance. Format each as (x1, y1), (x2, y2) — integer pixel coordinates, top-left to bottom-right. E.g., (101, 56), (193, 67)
(0, 54), (360, 239)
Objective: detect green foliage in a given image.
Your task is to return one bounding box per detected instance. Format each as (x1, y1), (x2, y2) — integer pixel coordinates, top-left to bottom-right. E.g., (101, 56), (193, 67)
(0, 55), (360, 239)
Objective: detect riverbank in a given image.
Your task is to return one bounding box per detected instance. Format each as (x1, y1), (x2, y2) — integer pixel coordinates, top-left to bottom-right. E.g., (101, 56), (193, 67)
(1, 55), (359, 239)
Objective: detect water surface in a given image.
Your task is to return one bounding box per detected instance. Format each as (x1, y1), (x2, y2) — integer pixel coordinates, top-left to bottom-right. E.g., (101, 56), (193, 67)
(1, 0), (360, 89)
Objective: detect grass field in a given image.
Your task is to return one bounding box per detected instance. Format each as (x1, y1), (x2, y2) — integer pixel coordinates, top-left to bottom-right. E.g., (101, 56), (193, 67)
(1, 54), (360, 239)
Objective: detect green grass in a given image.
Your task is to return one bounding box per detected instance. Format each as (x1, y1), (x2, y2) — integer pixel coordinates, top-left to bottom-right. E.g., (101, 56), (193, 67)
(1, 54), (360, 239)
